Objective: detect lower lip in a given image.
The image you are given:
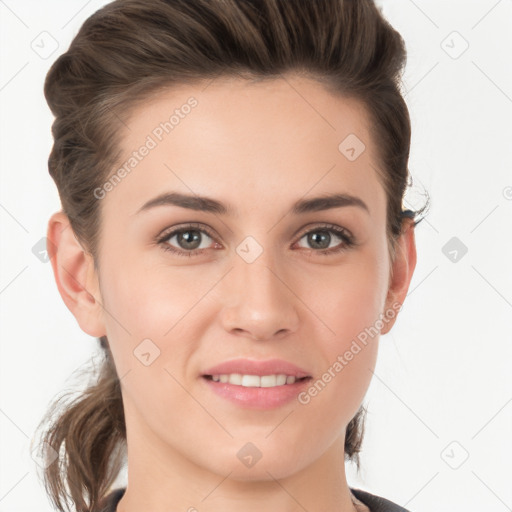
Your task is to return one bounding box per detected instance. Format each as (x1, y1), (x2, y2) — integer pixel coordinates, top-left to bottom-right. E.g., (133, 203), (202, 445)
(201, 376), (312, 409)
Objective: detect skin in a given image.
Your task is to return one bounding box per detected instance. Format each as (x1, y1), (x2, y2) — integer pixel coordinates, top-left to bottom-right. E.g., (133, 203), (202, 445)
(47, 74), (416, 512)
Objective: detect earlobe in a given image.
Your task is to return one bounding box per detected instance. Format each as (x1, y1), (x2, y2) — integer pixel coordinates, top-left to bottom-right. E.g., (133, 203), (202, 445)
(47, 211), (106, 338)
(380, 219), (417, 335)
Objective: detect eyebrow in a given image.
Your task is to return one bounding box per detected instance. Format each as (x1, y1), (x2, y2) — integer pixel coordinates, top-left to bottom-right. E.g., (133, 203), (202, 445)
(135, 191), (370, 216)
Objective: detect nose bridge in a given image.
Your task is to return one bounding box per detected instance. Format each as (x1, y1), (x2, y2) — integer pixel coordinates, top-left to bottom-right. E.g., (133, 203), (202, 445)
(220, 242), (299, 339)
(237, 245), (287, 309)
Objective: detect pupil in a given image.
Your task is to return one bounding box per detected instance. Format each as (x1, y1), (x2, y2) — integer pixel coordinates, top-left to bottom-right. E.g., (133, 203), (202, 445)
(309, 231), (330, 249)
(178, 230), (200, 250)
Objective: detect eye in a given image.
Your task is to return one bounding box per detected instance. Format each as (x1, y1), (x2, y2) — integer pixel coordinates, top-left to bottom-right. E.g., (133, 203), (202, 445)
(155, 222), (356, 258)
(294, 223), (356, 256)
(156, 223), (219, 257)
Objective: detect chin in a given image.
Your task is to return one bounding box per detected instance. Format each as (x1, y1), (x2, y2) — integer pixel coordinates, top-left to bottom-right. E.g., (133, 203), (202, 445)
(207, 445), (310, 482)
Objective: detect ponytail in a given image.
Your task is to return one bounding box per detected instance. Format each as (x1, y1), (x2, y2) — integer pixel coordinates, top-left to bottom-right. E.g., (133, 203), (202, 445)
(32, 337), (125, 512)
(345, 405), (368, 469)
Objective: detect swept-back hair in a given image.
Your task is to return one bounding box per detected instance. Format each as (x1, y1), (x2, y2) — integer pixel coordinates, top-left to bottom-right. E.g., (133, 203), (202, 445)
(34, 1), (427, 510)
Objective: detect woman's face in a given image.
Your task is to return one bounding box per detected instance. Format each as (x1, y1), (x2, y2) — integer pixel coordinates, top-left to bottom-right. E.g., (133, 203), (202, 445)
(81, 75), (413, 480)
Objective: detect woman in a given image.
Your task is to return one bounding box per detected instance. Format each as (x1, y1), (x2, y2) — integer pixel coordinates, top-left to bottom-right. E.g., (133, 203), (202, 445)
(35, 0), (427, 511)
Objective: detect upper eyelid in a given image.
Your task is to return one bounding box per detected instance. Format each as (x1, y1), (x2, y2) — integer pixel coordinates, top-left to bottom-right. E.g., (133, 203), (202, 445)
(157, 222), (216, 242)
(157, 222), (354, 245)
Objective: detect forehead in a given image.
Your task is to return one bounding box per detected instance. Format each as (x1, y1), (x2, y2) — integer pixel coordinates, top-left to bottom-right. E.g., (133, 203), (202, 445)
(102, 75), (384, 219)
(121, 75), (375, 155)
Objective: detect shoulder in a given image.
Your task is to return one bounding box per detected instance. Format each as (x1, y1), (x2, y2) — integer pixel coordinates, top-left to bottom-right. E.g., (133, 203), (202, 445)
(350, 487), (412, 512)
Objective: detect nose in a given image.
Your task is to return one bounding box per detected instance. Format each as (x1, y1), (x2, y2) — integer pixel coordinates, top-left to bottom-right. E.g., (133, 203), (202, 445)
(219, 253), (300, 342)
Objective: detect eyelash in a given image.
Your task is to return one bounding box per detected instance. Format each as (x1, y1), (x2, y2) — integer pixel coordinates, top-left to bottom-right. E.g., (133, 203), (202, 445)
(155, 222), (356, 258)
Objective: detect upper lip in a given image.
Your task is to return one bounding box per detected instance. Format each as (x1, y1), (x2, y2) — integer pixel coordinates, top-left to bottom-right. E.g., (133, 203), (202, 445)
(202, 358), (311, 379)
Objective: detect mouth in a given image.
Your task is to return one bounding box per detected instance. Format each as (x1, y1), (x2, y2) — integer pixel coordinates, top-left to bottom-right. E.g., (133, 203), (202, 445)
(201, 373), (313, 409)
(202, 374), (312, 388)
(200, 358), (313, 408)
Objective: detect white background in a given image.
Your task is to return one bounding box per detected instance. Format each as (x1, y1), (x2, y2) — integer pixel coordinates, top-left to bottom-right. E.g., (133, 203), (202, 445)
(1, 1), (511, 511)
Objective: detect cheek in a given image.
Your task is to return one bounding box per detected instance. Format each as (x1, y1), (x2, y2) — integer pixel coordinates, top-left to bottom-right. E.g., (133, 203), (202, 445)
(98, 266), (201, 432)
(297, 247), (387, 416)
(317, 247), (389, 341)
(100, 251), (212, 339)
(295, 285), (381, 449)
(97, 255), (214, 399)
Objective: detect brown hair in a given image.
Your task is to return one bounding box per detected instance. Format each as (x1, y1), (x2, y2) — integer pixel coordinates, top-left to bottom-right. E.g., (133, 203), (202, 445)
(34, 0), (428, 510)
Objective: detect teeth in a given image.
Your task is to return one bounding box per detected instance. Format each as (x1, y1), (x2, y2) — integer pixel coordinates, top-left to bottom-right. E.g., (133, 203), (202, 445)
(210, 373), (299, 387)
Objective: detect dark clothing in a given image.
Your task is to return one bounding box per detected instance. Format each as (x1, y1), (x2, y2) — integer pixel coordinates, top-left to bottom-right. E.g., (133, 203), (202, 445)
(351, 488), (411, 511)
(97, 486), (411, 512)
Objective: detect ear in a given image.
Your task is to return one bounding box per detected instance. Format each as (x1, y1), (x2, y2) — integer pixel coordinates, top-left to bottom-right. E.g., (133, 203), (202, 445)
(47, 211), (106, 338)
(380, 218), (417, 335)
